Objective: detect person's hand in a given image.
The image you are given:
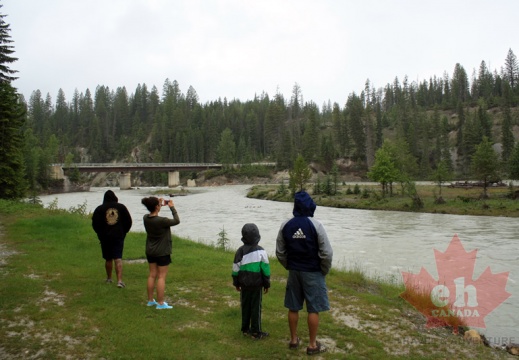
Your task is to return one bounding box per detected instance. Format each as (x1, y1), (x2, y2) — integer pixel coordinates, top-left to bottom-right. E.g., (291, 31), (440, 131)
(235, 286), (241, 292)
(263, 287), (269, 294)
(168, 199), (175, 208)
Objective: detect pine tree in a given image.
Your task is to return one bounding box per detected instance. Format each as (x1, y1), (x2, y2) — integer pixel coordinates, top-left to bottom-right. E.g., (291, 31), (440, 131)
(471, 136), (499, 198)
(501, 99), (515, 164)
(346, 93), (366, 162)
(332, 102), (349, 157)
(320, 134), (336, 171)
(264, 96), (284, 156)
(504, 48), (518, 93)
(0, 6), (17, 83)
(216, 128), (236, 167)
(275, 126), (294, 169)
(0, 6), (26, 198)
(289, 154), (311, 193)
(290, 83), (302, 120)
(0, 85), (26, 198)
(54, 88), (69, 140)
(302, 105), (319, 162)
(367, 141), (398, 197)
(509, 142), (519, 180)
(451, 63), (469, 107)
(433, 159), (452, 198)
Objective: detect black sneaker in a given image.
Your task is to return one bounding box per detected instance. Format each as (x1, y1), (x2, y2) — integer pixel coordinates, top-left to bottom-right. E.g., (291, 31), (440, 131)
(251, 331), (269, 340)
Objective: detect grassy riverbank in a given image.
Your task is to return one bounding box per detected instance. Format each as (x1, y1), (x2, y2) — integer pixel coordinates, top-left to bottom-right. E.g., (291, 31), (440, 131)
(247, 183), (519, 217)
(0, 200), (514, 359)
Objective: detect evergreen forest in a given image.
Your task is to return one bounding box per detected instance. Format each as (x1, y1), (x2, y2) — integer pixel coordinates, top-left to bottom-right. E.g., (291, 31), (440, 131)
(2, 4), (519, 198)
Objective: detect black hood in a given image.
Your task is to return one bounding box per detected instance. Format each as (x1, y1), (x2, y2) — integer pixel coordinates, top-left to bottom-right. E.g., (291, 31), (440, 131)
(241, 223), (261, 246)
(103, 190), (118, 204)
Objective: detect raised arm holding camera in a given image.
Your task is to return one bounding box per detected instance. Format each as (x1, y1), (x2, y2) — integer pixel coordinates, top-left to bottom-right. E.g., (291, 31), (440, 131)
(141, 196), (180, 309)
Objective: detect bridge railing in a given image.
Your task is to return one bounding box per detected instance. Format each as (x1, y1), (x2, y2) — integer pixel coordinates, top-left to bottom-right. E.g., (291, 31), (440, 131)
(57, 163), (224, 169)
(56, 162), (276, 169)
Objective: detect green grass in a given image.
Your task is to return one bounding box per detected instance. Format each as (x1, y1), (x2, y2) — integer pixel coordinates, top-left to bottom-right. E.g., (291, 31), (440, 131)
(0, 199), (512, 359)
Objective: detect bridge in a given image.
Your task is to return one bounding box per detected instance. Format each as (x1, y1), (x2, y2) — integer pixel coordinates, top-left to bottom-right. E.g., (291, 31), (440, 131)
(50, 162), (275, 189)
(52, 162), (224, 189)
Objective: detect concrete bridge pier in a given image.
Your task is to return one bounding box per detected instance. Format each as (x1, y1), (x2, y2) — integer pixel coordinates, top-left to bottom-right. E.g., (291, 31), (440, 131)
(119, 172), (132, 190)
(50, 165), (65, 180)
(168, 171), (180, 187)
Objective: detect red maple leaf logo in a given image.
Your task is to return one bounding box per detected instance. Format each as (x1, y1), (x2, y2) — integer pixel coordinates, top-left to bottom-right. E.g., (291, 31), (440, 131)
(401, 234), (511, 329)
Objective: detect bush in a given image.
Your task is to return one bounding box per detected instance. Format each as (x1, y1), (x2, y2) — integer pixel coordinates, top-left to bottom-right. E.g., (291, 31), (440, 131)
(216, 226), (230, 250)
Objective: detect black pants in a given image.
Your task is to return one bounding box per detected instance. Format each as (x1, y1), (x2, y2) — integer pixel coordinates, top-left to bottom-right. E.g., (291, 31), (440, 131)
(240, 287), (263, 334)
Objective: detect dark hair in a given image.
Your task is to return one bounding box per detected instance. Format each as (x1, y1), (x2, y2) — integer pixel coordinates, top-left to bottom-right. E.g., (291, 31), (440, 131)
(141, 197), (159, 212)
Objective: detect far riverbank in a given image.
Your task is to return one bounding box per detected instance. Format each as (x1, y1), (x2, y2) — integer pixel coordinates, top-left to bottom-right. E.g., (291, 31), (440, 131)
(246, 182), (519, 217)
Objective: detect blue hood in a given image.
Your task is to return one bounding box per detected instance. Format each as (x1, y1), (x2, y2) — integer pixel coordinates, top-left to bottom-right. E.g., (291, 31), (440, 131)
(292, 191), (316, 217)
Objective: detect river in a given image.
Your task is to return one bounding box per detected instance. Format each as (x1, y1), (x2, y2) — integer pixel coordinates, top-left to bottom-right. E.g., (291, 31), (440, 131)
(38, 185), (518, 345)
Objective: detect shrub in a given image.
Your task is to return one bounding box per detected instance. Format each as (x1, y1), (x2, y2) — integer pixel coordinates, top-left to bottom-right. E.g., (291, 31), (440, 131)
(216, 226), (230, 250)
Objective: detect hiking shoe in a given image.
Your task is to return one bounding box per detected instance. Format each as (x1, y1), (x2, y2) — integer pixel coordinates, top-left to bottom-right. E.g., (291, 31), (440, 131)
(147, 299), (158, 307)
(307, 341), (326, 355)
(105, 279), (113, 284)
(156, 302), (173, 309)
(251, 331), (269, 340)
(117, 282), (125, 288)
(242, 330), (250, 337)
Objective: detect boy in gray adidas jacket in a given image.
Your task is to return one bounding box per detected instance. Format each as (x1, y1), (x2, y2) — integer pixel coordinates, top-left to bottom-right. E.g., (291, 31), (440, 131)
(232, 223), (271, 339)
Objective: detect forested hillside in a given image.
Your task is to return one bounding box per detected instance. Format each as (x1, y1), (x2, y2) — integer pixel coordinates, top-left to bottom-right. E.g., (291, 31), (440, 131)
(21, 48), (519, 190)
(2, 3), (519, 197)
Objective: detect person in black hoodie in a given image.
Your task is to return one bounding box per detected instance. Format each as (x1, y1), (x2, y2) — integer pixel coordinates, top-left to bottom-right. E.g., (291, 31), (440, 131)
(92, 190), (132, 288)
(232, 223), (271, 339)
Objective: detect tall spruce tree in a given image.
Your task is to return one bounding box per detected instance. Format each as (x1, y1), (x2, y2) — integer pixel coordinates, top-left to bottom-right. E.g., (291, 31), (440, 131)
(501, 97), (515, 165)
(346, 93), (366, 162)
(501, 83), (515, 166)
(302, 105), (319, 162)
(216, 128), (236, 167)
(0, 6), (17, 83)
(509, 142), (519, 180)
(0, 5), (26, 198)
(504, 48), (518, 93)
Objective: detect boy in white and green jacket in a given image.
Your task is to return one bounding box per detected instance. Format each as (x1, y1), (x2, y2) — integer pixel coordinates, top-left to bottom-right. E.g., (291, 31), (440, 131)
(232, 223), (271, 339)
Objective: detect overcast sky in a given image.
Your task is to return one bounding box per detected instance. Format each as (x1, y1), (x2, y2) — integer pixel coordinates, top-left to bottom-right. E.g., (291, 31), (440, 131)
(3, 0), (519, 107)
